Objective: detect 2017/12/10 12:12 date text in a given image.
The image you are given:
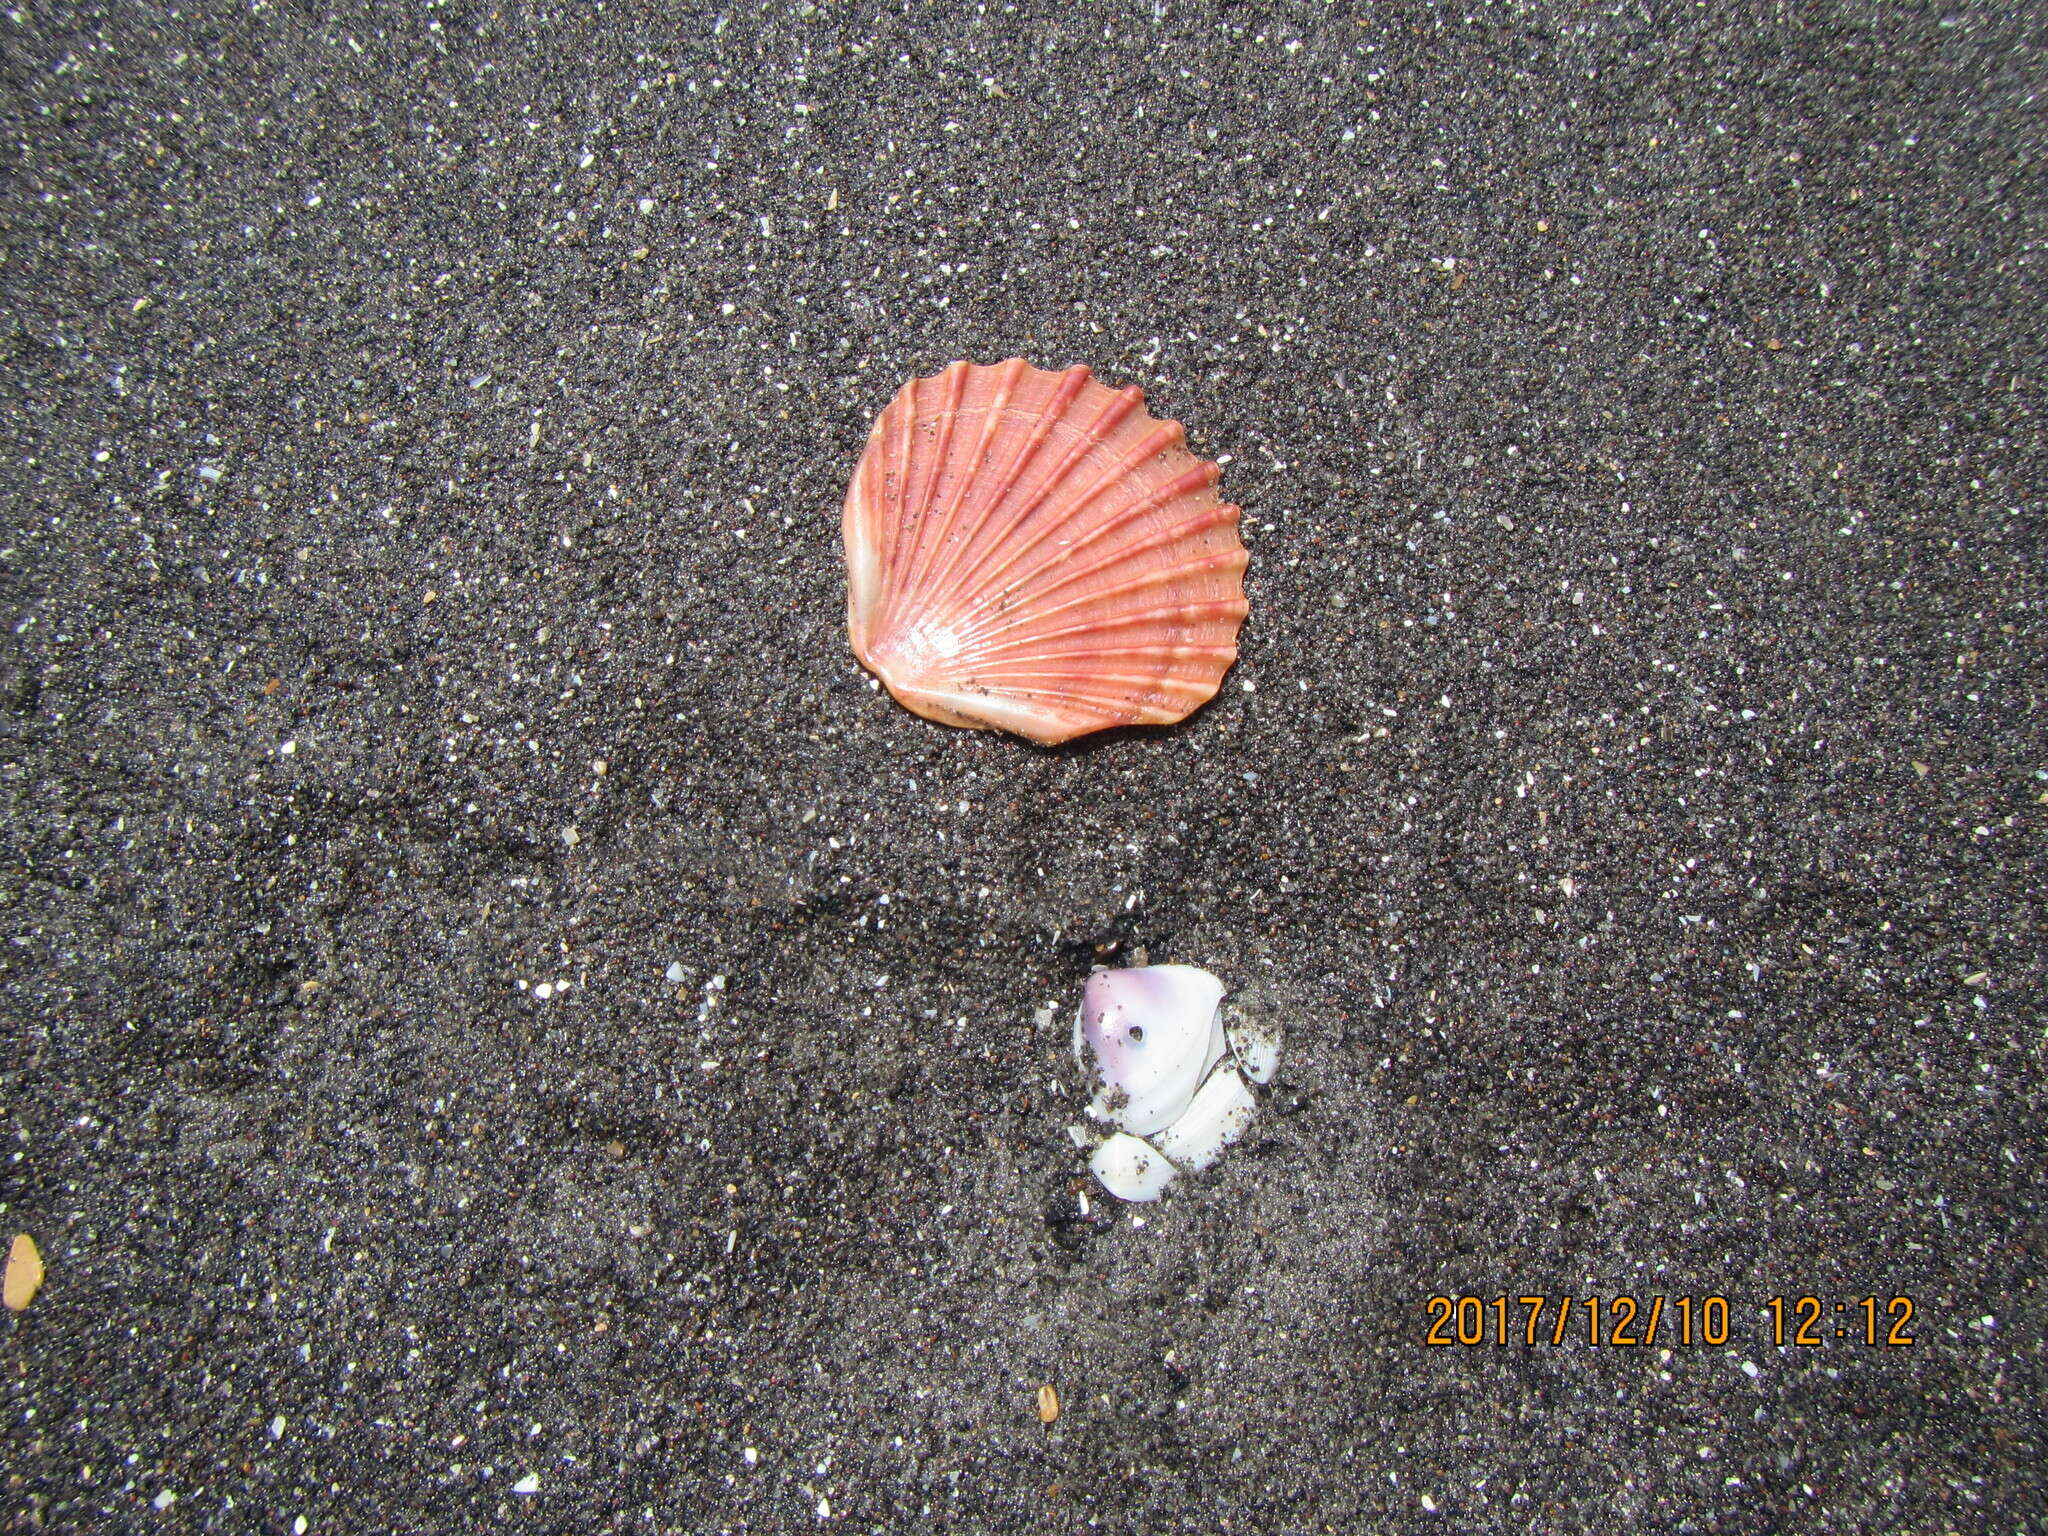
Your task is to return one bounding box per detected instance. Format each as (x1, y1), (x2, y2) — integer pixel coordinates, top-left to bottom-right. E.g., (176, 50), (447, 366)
(1422, 1295), (1917, 1347)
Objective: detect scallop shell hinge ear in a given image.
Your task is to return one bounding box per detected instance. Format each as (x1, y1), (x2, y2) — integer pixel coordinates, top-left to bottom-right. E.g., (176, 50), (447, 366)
(843, 358), (1250, 746)
(1070, 963), (1280, 1203)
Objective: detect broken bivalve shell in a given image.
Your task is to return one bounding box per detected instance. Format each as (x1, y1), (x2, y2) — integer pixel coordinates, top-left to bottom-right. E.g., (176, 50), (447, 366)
(1071, 963), (1280, 1201)
(1075, 963), (1228, 1136)
(1089, 1133), (1179, 1204)
(1149, 1066), (1256, 1173)
(844, 359), (1250, 745)
(1227, 1014), (1282, 1085)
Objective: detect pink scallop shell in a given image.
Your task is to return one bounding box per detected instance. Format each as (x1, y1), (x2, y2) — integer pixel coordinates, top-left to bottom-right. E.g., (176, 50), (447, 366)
(843, 359), (1250, 745)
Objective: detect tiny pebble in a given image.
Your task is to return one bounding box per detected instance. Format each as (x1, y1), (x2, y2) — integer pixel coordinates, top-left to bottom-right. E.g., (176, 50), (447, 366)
(4, 1234), (43, 1311)
(512, 1473), (540, 1494)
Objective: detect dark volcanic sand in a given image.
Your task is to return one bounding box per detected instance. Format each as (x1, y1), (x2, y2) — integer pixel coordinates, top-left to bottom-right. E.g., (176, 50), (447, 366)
(2, 4), (2041, 1532)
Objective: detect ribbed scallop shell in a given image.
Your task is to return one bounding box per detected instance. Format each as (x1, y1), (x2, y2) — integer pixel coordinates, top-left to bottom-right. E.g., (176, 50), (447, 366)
(843, 358), (1250, 745)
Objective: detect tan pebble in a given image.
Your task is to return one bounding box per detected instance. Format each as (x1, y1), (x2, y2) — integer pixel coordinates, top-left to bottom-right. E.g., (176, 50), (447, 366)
(4, 1234), (44, 1311)
(1036, 1383), (1060, 1424)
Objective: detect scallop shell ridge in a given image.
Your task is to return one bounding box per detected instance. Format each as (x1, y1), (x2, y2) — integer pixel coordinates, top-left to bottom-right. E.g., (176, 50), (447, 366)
(844, 358), (1250, 745)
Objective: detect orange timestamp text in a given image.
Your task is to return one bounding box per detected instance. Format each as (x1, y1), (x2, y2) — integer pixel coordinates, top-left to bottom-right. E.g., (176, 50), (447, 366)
(1423, 1294), (1917, 1347)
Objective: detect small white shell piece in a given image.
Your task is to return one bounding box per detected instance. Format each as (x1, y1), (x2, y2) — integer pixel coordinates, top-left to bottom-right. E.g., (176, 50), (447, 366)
(1089, 1133), (1179, 1203)
(1150, 1066), (1255, 1172)
(1228, 1015), (1282, 1085)
(1070, 963), (1280, 1201)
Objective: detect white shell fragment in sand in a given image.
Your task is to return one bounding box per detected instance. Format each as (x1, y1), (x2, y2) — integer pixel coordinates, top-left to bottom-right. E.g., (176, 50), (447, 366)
(1227, 1014), (1283, 1084)
(1150, 1066), (1256, 1173)
(1070, 964), (1281, 1202)
(5, 1233), (45, 1311)
(1088, 1132), (1180, 1203)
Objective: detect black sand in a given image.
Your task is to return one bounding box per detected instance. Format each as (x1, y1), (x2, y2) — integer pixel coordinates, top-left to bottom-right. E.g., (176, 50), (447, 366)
(2, 4), (2042, 1531)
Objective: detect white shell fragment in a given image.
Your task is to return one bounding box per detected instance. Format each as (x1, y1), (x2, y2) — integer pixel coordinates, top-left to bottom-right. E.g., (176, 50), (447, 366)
(1070, 964), (1280, 1201)
(1089, 1133), (1179, 1203)
(1150, 1066), (1255, 1173)
(1228, 1014), (1283, 1084)
(1074, 963), (1227, 1136)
